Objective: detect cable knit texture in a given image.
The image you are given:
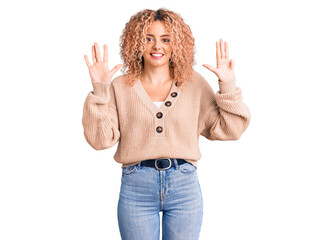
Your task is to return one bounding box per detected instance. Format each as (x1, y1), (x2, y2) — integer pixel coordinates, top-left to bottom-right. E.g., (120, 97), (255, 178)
(82, 71), (250, 168)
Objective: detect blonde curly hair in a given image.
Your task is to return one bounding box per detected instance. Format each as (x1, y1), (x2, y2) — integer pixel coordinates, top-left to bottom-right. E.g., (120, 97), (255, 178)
(119, 8), (196, 88)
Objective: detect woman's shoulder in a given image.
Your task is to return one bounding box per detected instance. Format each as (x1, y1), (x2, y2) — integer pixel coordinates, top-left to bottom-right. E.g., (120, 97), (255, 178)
(187, 70), (211, 90)
(186, 71), (217, 98)
(111, 73), (128, 86)
(191, 70), (209, 83)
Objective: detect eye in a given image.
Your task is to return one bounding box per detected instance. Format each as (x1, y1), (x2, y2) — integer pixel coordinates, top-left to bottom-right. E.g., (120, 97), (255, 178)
(146, 37), (153, 42)
(162, 38), (170, 43)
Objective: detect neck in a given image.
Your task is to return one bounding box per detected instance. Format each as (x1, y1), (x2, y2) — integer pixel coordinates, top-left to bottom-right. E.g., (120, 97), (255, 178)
(141, 65), (172, 85)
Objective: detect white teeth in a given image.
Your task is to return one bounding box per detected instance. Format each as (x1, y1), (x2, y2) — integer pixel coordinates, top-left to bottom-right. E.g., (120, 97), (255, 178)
(151, 54), (163, 57)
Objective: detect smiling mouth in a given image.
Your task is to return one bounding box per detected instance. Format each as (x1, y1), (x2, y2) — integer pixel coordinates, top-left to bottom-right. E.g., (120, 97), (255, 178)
(150, 53), (164, 59)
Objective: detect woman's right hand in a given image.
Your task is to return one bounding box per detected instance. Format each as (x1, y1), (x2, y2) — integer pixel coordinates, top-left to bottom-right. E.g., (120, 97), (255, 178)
(84, 42), (123, 84)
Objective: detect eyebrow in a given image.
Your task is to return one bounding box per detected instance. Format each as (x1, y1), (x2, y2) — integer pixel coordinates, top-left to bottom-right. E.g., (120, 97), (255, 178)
(147, 34), (170, 37)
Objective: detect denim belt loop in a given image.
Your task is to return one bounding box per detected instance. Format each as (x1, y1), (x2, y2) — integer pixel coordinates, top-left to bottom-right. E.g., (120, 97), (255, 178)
(173, 159), (179, 169)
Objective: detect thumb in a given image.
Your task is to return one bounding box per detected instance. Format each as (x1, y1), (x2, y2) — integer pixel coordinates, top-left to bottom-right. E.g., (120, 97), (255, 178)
(106, 64), (123, 83)
(230, 59), (235, 69)
(108, 64), (123, 76)
(202, 64), (217, 73)
(110, 64), (123, 74)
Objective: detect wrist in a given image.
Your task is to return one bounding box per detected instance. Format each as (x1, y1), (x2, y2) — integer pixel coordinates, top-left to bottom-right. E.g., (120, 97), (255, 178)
(92, 81), (111, 98)
(218, 79), (237, 93)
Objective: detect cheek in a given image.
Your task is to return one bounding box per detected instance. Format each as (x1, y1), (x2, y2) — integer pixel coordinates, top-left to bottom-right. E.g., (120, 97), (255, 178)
(143, 51), (151, 58)
(166, 46), (172, 54)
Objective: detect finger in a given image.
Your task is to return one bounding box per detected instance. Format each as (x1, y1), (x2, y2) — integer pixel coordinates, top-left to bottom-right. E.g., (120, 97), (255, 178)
(225, 41), (229, 59)
(103, 44), (108, 63)
(216, 41), (221, 66)
(202, 64), (217, 73)
(92, 45), (96, 64)
(220, 38), (225, 59)
(94, 42), (102, 62)
(84, 55), (92, 68)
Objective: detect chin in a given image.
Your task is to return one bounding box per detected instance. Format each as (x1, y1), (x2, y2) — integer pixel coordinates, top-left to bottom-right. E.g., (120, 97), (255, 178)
(144, 60), (169, 67)
(151, 62), (169, 68)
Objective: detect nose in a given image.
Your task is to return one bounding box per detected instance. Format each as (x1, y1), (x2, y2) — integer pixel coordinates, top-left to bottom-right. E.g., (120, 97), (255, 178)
(153, 40), (161, 50)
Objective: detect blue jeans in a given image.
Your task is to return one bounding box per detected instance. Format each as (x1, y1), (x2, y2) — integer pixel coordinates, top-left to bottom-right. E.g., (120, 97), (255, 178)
(117, 160), (203, 240)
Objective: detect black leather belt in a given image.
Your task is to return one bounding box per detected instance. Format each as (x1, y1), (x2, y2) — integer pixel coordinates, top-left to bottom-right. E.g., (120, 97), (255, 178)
(140, 158), (187, 170)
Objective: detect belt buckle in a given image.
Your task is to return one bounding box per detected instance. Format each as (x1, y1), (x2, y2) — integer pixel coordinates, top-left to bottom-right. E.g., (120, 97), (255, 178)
(154, 158), (172, 170)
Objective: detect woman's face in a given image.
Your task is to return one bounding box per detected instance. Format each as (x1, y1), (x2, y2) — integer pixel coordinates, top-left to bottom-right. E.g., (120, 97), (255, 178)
(142, 21), (172, 69)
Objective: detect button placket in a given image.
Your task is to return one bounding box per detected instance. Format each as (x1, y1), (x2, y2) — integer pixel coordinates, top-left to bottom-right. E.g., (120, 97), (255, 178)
(133, 79), (181, 138)
(153, 81), (181, 137)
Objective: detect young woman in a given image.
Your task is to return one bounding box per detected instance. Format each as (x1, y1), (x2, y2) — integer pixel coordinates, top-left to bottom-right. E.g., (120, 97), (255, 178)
(82, 8), (250, 240)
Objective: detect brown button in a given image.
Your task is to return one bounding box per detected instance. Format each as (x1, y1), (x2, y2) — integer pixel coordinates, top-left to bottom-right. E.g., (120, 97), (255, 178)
(171, 92), (178, 97)
(156, 126), (163, 133)
(175, 81), (182, 87)
(156, 112), (163, 119)
(165, 101), (172, 107)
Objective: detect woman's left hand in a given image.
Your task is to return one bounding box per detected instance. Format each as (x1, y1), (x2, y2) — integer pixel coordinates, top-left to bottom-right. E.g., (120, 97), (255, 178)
(203, 38), (236, 83)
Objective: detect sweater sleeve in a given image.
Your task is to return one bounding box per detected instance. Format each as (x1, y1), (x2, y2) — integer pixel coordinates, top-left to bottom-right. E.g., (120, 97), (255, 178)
(82, 81), (120, 150)
(198, 74), (251, 140)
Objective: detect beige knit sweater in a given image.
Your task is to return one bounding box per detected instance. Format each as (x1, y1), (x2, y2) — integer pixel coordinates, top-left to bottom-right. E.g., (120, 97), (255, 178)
(82, 71), (250, 168)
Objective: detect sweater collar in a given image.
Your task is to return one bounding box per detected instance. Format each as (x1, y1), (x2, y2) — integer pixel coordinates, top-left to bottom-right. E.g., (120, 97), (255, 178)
(133, 79), (181, 116)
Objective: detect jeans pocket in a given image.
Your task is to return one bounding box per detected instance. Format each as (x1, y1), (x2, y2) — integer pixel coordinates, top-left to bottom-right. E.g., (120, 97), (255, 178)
(179, 162), (197, 174)
(122, 164), (138, 175)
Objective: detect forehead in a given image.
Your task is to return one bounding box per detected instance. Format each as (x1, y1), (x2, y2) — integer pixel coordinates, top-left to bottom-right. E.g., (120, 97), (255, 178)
(147, 21), (169, 35)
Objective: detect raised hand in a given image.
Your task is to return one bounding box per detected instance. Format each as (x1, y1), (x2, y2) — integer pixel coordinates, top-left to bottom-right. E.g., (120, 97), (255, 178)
(203, 38), (236, 83)
(84, 42), (123, 84)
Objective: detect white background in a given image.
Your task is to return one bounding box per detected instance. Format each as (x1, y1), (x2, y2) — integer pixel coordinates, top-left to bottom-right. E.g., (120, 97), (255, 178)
(1, 0), (332, 239)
